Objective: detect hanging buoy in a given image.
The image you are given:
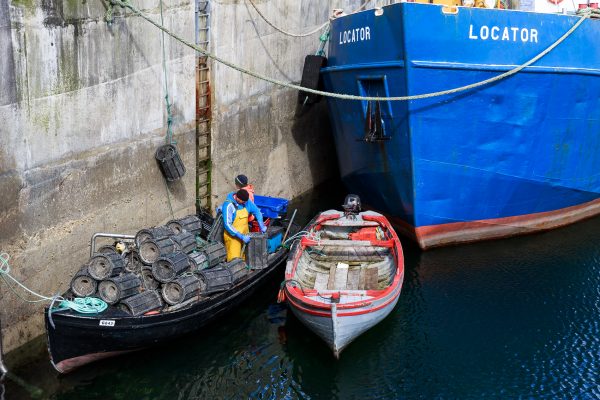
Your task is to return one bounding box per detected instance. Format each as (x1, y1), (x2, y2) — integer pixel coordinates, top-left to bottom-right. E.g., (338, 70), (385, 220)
(155, 144), (186, 181)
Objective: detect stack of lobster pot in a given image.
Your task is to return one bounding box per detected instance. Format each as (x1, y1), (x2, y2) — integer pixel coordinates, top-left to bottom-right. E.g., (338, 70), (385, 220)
(98, 273), (142, 305)
(224, 258), (249, 284)
(70, 266), (97, 297)
(119, 290), (163, 316)
(167, 215), (203, 236)
(140, 265), (160, 290)
(206, 214), (224, 243)
(171, 231), (197, 254)
(152, 252), (192, 283)
(124, 250), (143, 275)
(139, 236), (176, 265)
(134, 226), (174, 248)
(245, 233), (268, 270)
(197, 267), (233, 295)
(88, 252), (125, 280)
(188, 241), (226, 273)
(162, 275), (202, 305)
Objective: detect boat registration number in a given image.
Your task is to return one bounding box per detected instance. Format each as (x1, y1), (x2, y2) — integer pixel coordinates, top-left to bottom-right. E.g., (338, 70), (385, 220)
(99, 320), (115, 327)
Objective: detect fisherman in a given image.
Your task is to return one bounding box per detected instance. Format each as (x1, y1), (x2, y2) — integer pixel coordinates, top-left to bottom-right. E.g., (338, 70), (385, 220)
(234, 174), (255, 202)
(235, 174), (256, 223)
(222, 189), (266, 261)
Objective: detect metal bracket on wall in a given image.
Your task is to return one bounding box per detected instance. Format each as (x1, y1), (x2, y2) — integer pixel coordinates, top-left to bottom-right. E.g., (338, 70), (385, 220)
(196, 0), (212, 214)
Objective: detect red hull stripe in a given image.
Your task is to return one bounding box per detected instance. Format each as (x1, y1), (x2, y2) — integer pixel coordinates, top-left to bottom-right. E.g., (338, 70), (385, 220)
(389, 198), (600, 249)
(286, 285), (402, 317)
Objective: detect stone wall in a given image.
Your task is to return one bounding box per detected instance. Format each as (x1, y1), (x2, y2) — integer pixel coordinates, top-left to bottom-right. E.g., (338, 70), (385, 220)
(0, 0), (368, 355)
(209, 0), (365, 204)
(0, 0), (196, 352)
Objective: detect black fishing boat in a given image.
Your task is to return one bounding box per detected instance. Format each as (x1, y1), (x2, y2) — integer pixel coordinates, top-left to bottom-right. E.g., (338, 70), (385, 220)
(45, 204), (295, 373)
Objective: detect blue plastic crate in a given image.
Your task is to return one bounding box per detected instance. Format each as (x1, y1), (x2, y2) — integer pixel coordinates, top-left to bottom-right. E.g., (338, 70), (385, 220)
(254, 195), (288, 219)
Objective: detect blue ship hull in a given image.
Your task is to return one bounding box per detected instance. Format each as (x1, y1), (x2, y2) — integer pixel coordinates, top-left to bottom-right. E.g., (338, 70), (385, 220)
(321, 3), (600, 248)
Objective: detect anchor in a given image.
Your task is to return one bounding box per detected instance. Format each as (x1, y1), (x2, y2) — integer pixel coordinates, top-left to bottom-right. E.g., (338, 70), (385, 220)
(360, 100), (390, 142)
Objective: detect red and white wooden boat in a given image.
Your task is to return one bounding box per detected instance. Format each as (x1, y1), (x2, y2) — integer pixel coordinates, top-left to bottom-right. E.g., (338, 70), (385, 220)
(281, 197), (404, 357)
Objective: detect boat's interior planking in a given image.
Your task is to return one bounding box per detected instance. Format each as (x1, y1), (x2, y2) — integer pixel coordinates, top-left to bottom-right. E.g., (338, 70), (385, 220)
(294, 223), (397, 291)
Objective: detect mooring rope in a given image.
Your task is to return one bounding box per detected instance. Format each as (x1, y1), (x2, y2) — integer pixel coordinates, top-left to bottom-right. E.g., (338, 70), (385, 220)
(0, 252), (108, 316)
(246, 0), (370, 38)
(110, 0), (592, 101)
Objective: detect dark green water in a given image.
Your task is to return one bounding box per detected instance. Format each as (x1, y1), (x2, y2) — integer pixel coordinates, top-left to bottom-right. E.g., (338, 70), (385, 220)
(4, 182), (600, 399)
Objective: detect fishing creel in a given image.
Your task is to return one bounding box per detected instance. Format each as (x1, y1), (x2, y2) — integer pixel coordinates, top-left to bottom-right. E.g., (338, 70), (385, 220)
(96, 244), (119, 255)
(135, 226), (174, 248)
(98, 273), (142, 305)
(155, 144), (185, 182)
(197, 241), (227, 269)
(167, 215), (203, 236)
(206, 213), (224, 243)
(245, 232), (268, 270)
(224, 258), (249, 284)
(141, 265), (160, 290)
(161, 275), (202, 305)
(151, 251), (191, 283)
(188, 251), (209, 272)
(88, 252), (125, 280)
(70, 266), (97, 298)
(139, 236), (176, 265)
(197, 209), (215, 237)
(170, 231), (197, 254)
(124, 249), (143, 274)
(119, 290), (163, 316)
(197, 267), (233, 295)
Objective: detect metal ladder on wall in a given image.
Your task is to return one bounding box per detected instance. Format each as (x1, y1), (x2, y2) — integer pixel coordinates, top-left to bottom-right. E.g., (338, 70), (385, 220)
(195, 0), (212, 213)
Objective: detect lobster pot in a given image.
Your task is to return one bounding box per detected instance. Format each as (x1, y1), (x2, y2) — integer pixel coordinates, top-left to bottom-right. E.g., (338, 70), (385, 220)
(151, 252), (191, 283)
(161, 275), (202, 305)
(119, 290), (163, 316)
(155, 144), (186, 182)
(141, 265), (160, 290)
(197, 267), (233, 295)
(245, 233), (268, 270)
(88, 252), (125, 280)
(188, 251), (209, 272)
(124, 250), (143, 274)
(70, 266), (97, 298)
(224, 258), (249, 284)
(206, 214), (224, 243)
(139, 236), (176, 265)
(171, 231), (197, 254)
(135, 226), (173, 248)
(96, 244), (118, 255)
(200, 242), (227, 268)
(98, 273), (142, 305)
(167, 215), (203, 236)
(197, 210), (215, 237)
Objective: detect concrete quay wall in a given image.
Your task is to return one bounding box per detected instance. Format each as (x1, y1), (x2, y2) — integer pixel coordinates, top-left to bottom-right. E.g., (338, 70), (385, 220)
(0, 0), (364, 355)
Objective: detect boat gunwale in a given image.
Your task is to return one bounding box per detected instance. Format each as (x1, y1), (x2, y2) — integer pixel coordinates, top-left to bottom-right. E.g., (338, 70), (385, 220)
(284, 211), (404, 312)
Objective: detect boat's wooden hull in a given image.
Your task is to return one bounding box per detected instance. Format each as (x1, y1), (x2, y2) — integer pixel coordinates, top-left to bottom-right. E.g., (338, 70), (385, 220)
(284, 210), (405, 357)
(287, 281), (402, 356)
(45, 249), (287, 373)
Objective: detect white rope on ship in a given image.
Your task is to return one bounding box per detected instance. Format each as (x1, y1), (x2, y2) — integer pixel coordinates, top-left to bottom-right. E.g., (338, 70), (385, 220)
(246, 0), (371, 38)
(109, 0), (593, 102)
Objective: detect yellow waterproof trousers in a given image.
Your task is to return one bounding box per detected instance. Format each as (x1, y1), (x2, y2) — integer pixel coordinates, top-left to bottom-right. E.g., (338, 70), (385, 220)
(223, 207), (249, 261)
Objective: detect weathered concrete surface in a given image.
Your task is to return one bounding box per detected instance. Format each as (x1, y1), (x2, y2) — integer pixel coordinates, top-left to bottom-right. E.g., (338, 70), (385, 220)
(0, 0), (196, 353)
(209, 0), (361, 204)
(1, 0), (365, 358)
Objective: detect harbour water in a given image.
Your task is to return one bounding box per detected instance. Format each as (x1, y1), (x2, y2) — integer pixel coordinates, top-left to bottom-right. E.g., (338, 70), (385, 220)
(4, 181), (600, 399)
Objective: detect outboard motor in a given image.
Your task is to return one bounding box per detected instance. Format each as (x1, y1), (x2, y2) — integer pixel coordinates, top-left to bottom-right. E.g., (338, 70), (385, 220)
(342, 194), (361, 217)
